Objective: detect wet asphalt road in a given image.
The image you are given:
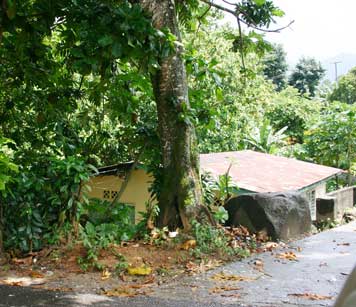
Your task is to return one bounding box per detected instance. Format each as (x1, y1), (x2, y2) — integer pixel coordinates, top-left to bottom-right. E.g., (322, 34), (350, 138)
(1, 221), (356, 306)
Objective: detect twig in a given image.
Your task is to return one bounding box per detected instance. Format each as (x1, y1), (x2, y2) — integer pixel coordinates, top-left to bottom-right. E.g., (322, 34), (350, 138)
(236, 16), (246, 70)
(199, 0), (294, 33)
(195, 5), (212, 39)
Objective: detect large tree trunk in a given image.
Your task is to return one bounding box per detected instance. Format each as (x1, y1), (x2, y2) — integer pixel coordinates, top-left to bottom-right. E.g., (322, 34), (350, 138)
(139, 0), (204, 230)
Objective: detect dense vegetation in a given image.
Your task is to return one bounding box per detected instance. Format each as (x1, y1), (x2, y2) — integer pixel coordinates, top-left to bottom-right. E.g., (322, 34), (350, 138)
(0, 0), (355, 260)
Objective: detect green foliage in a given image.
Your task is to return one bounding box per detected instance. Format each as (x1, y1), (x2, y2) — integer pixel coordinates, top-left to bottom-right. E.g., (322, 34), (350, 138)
(3, 156), (93, 252)
(191, 221), (232, 256)
(289, 57), (325, 97)
(0, 0), (289, 248)
(239, 0), (284, 27)
(244, 119), (287, 154)
(0, 137), (18, 192)
(303, 102), (356, 179)
(329, 67), (356, 104)
(266, 87), (321, 142)
(201, 170), (236, 224)
(262, 44), (288, 91)
(83, 199), (137, 241)
(314, 218), (339, 232)
(184, 25), (275, 153)
(78, 199), (142, 270)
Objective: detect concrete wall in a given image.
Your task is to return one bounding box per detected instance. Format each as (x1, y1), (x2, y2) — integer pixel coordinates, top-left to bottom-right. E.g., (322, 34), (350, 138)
(316, 186), (356, 221)
(301, 182), (327, 221)
(86, 169), (153, 223)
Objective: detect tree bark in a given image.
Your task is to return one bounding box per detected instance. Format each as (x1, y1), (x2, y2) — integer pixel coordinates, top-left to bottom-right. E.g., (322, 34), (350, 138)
(139, 0), (204, 230)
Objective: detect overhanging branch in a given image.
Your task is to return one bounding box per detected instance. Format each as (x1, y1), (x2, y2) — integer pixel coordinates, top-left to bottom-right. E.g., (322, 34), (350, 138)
(199, 0), (294, 33)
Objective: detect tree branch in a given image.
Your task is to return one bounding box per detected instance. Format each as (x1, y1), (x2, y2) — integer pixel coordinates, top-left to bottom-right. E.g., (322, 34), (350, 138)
(199, 0), (294, 33)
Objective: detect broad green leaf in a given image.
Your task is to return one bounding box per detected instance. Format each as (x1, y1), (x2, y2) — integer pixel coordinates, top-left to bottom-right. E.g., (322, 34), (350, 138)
(253, 0), (266, 6)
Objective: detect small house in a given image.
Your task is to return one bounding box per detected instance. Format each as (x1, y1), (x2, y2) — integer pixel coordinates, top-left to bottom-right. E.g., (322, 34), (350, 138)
(86, 150), (348, 222)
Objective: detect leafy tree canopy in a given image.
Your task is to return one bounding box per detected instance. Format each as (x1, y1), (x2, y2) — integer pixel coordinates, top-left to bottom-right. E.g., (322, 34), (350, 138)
(329, 67), (356, 104)
(262, 43), (288, 91)
(288, 57), (325, 97)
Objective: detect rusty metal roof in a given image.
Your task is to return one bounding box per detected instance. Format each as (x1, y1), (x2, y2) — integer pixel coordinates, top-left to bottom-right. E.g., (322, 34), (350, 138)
(200, 150), (343, 193)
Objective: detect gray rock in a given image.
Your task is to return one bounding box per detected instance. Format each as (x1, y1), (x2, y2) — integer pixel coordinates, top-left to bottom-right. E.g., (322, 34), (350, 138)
(224, 192), (312, 240)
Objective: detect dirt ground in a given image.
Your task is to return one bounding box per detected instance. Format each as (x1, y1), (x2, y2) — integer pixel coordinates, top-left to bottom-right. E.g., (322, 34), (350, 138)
(0, 226), (273, 297)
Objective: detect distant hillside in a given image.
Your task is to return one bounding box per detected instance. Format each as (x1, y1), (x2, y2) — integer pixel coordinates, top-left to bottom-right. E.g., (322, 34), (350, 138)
(322, 53), (356, 81)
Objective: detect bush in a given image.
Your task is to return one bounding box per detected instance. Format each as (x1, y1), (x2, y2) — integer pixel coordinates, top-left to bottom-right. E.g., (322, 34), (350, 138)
(2, 155), (94, 253)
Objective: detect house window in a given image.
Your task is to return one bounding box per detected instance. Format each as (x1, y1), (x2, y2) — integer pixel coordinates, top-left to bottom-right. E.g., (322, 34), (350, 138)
(111, 190), (118, 199)
(103, 190), (119, 200)
(103, 190), (111, 199)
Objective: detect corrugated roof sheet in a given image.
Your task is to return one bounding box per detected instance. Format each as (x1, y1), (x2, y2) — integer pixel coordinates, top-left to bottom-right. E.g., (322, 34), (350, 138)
(200, 150), (343, 193)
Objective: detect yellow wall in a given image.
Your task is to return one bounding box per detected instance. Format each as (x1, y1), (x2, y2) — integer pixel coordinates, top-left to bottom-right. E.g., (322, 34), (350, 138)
(86, 169), (153, 223)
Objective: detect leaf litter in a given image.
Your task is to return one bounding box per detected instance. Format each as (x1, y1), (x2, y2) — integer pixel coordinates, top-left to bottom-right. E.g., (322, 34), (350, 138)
(288, 293), (333, 300)
(211, 272), (256, 282)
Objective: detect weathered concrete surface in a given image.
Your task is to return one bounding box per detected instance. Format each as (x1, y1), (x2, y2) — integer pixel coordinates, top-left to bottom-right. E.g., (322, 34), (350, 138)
(150, 221), (356, 306)
(1, 222), (356, 306)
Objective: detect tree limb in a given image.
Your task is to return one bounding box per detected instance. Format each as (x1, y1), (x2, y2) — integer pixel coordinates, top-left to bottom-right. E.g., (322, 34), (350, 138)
(199, 0), (294, 33)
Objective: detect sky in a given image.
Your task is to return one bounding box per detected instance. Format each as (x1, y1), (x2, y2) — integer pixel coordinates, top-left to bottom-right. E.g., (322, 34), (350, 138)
(221, 0), (356, 73)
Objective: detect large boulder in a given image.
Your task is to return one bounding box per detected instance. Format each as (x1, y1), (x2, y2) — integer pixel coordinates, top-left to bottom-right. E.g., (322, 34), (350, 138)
(225, 192), (311, 240)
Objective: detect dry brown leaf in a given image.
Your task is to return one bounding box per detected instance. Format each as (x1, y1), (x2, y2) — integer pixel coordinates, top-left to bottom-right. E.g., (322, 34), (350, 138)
(1, 277), (46, 286)
(186, 260), (223, 274)
(209, 285), (241, 294)
(276, 251), (298, 261)
(253, 259), (264, 271)
(29, 271), (45, 279)
(180, 239), (197, 250)
(256, 229), (268, 242)
(11, 256), (33, 266)
(191, 286), (198, 292)
(337, 242), (350, 246)
(288, 293), (333, 300)
(211, 272), (255, 282)
(104, 283), (152, 297)
(220, 293), (241, 298)
(104, 286), (136, 297)
(101, 269), (111, 280)
(263, 242), (279, 251)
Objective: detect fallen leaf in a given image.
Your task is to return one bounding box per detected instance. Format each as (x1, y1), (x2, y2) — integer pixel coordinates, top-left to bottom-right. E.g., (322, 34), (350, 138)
(104, 286), (136, 297)
(220, 293), (241, 298)
(180, 239), (196, 250)
(211, 272), (255, 282)
(104, 283), (153, 297)
(297, 247), (303, 252)
(29, 271), (45, 279)
(253, 259), (264, 271)
(263, 242), (279, 251)
(101, 269), (111, 280)
(209, 285), (241, 294)
(276, 251), (298, 261)
(186, 259), (222, 275)
(1, 277), (46, 286)
(337, 243), (350, 246)
(256, 229), (268, 242)
(288, 293), (333, 300)
(191, 286), (198, 292)
(11, 256), (33, 266)
(127, 265), (152, 276)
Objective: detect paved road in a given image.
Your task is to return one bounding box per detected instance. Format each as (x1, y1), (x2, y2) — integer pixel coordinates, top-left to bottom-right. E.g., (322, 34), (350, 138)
(1, 221), (356, 306)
